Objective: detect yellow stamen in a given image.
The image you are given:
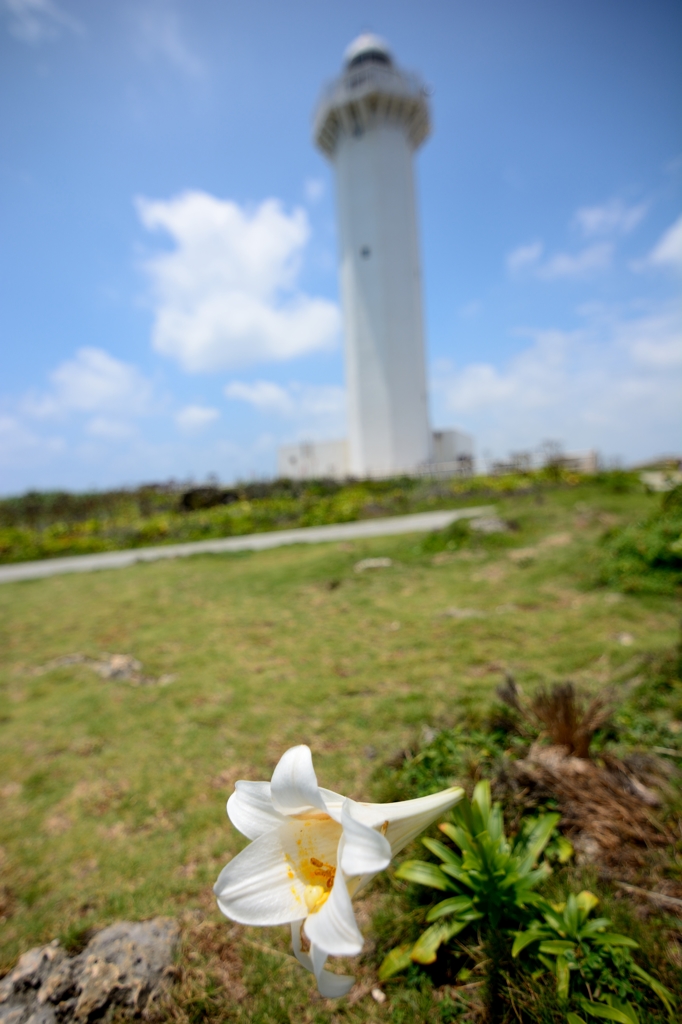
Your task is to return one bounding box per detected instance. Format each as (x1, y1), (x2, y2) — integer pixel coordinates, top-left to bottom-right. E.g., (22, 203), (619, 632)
(304, 884), (331, 913)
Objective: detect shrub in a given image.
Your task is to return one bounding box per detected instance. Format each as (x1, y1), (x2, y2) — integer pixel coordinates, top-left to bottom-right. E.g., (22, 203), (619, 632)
(598, 485), (682, 595)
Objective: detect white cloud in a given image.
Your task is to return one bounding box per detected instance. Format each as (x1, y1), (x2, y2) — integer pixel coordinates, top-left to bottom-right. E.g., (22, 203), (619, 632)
(175, 404), (220, 433)
(459, 300), (482, 318)
(225, 380), (295, 416)
(304, 178), (325, 204)
(137, 191), (340, 372)
(507, 241), (543, 273)
(3, 0), (82, 44)
(0, 413), (39, 453)
(574, 199), (647, 237)
(507, 198), (645, 281)
(132, 4), (204, 78)
(225, 379), (346, 436)
(1, 348), (157, 487)
(645, 214), (682, 272)
(507, 240), (612, 280)
(24, 347), (154, 418)
(537, 242), (613, 279)
(86, 417), (138, 440)
(0, 413), (64, 468)
(433, 302), (682, 463)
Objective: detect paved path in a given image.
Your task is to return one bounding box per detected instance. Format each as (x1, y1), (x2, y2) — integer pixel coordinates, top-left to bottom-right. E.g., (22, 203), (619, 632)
(0, 506), (494, 584)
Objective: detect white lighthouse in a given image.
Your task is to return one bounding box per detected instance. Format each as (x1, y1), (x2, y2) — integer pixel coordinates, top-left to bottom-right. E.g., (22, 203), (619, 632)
(315, 34), (432, 478)
(277, 36), (473, 482)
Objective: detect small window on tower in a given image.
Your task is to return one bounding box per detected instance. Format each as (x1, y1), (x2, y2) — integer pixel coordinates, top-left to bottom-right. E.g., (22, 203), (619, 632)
(360, 246), (371, 258)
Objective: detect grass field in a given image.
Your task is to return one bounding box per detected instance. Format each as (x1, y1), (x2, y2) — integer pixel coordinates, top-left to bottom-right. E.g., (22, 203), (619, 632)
(0, 479), (680, 1022)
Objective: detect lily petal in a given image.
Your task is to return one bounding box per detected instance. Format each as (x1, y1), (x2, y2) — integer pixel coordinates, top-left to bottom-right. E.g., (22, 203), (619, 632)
(214, 824), (309, 925)
(318, 787), (346, 822)
(340, 800), (391, 875)
(270, 745), (328, 816)
(316, 968), (355, 999)
(350, 787), (465, 857)
(311, 942), (355, 998)
(304, 844), (364, 956)
(227, 781), (284, 839)
(291, 922), (355, 998)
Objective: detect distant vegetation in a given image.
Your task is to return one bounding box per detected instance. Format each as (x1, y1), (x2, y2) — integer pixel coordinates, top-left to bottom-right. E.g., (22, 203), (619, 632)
(0, 468), (583, 565)
(1, 470), (681, 599)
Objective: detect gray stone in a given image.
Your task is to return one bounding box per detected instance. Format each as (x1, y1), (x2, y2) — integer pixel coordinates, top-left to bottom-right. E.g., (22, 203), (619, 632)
(440, 606), (485, 620)
(354, 557), (393, 572)
(0, 1007), (29, 1024)
(0, 943), (65, 1011)
(36, 962), (75, 1007)
(0, 919), (179, 1024)
(26, 1009), (58, 1024)
(469, 516), (509, 534)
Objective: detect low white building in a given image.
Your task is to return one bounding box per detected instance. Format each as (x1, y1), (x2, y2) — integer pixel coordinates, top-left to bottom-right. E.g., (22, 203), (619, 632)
(278, 429), (473, 481)
(277, 439), (349, 480)
(431, 429), (474, 467)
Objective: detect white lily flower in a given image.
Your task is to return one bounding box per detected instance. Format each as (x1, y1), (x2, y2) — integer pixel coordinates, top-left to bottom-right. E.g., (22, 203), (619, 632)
(214, 744), (463, 997)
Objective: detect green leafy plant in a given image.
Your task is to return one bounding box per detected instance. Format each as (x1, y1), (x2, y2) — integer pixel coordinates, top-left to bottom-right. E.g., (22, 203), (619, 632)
(513, 890), (675, 1017)
(379, 780), (559, 978)
(569, 993), (646, 1024)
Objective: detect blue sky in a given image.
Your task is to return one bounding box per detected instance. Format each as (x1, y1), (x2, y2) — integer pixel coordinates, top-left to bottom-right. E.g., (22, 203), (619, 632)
(1, 0), (680, 493)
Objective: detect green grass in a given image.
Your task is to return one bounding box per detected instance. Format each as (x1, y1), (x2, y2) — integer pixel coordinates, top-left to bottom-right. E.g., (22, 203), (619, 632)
(0, 479), (680, 1022)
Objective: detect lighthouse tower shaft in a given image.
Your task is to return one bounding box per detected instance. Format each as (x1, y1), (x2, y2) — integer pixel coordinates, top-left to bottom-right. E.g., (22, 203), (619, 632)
(315, 38), (432, 478)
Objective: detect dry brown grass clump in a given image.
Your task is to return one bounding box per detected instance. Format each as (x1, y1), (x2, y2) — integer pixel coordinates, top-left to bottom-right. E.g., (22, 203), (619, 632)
(498, 677), (612, 757)
(508, 745), (673, 872)
(497, 679), (678, 876)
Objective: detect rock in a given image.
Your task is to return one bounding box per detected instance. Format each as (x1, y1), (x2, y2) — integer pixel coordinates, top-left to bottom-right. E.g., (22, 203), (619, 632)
(26, 1011), (58, 1024)
(1, 1009), (30, 1024)
(469, 516), (509, 534)
(0, 919), (179, 1024)
(0, 942), (65, 1005)
(440, 607), (484, 620)
(36, 960), (75, 1007)
(354, 557), (392, 572)
(74, 958), (122, 1021)
(93, 655), (142, 681)
(572, 833), (602, 865)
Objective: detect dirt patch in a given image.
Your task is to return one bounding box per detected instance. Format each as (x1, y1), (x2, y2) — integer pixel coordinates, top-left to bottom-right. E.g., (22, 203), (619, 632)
(471, 564), (507, 583)
(32, 654), (174, 687)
